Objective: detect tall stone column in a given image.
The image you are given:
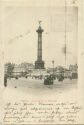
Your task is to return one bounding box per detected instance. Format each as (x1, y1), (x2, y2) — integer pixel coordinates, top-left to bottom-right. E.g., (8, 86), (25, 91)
(35, 22), (45, 69)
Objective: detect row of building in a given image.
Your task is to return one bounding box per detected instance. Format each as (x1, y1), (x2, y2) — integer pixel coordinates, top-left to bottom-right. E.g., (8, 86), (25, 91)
(4, 62), (78, 79)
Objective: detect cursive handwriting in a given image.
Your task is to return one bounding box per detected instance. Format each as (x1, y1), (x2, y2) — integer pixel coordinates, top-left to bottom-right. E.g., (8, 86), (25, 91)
(3, 100), (81, 124)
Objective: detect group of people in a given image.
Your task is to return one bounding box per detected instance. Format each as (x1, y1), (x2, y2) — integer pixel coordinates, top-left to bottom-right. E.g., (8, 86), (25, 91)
(4, 73), (65, 87)
(4, 74), (7, 87)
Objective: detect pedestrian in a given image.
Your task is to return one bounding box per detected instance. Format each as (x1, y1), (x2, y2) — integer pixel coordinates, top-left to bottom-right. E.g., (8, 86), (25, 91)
(4, 75), (7, 87)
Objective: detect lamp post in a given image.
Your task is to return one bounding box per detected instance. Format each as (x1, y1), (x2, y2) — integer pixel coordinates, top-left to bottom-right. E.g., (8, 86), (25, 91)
(52, 60), (54, 75)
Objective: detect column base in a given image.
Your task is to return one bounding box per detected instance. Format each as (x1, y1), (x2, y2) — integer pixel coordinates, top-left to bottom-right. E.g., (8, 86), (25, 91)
(35, 60), (45, 69)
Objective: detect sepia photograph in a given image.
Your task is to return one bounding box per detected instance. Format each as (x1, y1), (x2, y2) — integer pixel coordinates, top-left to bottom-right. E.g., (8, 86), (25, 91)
(4, 6), (78, 92)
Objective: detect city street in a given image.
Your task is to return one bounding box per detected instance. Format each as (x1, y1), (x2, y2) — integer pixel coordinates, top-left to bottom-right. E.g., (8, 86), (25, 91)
(7, 77), (77, 89)
(3, 77), (78, 100)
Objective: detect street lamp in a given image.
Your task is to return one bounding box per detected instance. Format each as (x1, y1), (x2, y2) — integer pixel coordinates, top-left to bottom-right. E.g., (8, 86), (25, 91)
(52, 60), (54, 75)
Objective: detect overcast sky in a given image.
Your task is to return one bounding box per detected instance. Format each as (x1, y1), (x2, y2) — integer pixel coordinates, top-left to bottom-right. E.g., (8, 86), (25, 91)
(1, 6), (78, 67)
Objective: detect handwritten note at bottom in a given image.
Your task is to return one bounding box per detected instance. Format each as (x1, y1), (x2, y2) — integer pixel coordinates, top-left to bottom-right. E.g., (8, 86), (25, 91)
(3, 100), (81, 124)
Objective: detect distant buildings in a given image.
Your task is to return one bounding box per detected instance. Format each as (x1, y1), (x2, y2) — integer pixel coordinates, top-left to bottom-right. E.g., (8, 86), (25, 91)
(47, 64), (78, 79)
(69, 64), (78, 73)
(4, 62), (35, 77)
(4, 62), (78, 79)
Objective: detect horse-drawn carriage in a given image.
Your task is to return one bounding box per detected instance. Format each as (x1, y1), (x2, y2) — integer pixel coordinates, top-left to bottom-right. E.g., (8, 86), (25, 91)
(44, 75), (54, 85)
(44, 73), (64, 85)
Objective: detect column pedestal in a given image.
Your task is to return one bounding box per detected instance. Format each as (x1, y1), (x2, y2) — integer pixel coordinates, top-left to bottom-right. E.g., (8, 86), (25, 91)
(35, 60), (44, 69)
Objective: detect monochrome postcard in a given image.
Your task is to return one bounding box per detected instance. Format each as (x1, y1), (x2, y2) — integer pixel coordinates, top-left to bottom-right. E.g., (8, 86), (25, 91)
(0, 0), (84, 124)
